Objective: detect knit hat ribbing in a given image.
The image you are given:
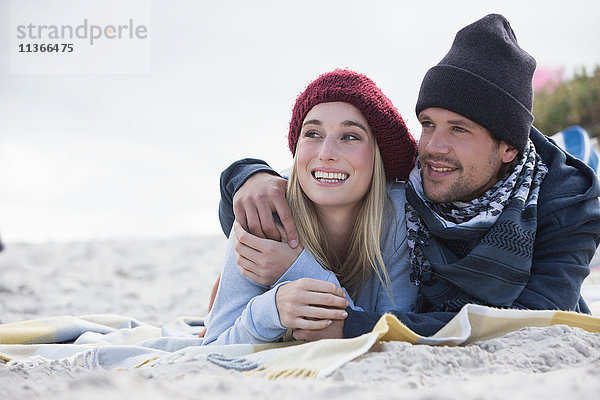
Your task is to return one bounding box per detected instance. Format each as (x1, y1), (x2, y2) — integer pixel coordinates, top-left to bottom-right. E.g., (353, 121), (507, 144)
(289, 69), (417, 180)
(415, 14), (536, 153)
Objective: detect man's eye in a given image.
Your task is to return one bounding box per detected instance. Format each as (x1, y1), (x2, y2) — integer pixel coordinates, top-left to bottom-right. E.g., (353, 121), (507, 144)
(420, 120), (433, 127)
(452, 126), (468, 133)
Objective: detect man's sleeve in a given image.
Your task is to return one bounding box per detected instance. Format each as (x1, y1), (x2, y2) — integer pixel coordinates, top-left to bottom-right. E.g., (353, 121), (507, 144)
(513, 196), (600, 312)
(343, 308), (456, 338)
(218, 158), (281, 237)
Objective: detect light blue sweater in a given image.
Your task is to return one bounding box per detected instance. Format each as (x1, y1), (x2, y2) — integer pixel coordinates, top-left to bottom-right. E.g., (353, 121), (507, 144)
(203, 181), (417, 345)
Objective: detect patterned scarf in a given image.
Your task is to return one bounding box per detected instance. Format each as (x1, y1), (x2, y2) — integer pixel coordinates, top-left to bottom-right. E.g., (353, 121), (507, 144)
(406, 140), (548, 312)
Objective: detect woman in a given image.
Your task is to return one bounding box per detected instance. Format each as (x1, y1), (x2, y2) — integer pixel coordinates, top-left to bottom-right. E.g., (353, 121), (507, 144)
(203, 70), (418, 345)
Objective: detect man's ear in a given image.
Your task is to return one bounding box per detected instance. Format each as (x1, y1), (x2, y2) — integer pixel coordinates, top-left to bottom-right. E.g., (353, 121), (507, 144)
(501, 143), (519, 163)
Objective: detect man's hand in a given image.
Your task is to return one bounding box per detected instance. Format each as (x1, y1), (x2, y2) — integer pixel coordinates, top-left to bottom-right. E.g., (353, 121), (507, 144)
(292, 318), (344, 342)
(234, 222), (303, 286)
(275, 278), (348, 330)
(233, 172), (299, 248)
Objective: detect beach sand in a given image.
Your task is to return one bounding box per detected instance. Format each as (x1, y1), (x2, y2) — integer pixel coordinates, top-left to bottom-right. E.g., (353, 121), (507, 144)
(1, 236), (599, 399)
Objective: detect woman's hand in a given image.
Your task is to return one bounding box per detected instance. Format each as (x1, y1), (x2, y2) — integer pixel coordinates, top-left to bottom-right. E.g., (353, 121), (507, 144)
(275, 278), (349, 330)
(234, 221), (303, 286)
(292, 319), (344, 342)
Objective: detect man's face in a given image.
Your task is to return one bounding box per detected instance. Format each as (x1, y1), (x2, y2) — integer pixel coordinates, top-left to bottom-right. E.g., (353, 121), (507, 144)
(417, 108), (518, 203)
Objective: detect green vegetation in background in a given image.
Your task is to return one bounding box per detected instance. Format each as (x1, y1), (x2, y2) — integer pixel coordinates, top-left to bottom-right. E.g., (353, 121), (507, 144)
(533, 65), (600, 138)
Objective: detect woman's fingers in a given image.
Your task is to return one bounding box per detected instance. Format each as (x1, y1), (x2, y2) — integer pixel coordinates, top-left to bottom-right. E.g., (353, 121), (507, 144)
(235, 252), (262, 281)
(279, 305), (347, 331)
(293, 319), (344, 341)
(275, 279), (349, 330)
(302, 305), (348, 320)
(232, 236), (268, 284)
(289, 317), (333, 331)
(234, 221), (269, 252)
(233, 224), (263, 262)
(233, 222), (303, 286)
(299, 291), (349, 311)
(296, 278), (348, 301)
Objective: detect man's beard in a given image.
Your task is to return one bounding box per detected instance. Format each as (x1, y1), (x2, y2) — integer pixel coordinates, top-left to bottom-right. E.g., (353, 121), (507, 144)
(419, 154), (500, 204)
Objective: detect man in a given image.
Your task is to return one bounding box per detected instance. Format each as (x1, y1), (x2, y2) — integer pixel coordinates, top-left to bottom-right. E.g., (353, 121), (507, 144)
(218, 14), (600, 339)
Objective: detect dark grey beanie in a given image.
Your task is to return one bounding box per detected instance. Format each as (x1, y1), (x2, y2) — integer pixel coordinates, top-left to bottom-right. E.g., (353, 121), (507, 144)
(415, 14), (536, 153)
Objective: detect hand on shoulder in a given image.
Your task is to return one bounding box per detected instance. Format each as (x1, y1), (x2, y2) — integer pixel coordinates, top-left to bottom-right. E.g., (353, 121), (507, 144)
(233, 221), (303, 286)
(233, 172), (299, 247)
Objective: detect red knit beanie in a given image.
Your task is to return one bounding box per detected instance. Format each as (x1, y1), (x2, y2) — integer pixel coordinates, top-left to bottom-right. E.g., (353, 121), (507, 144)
(288, 69), (417, 180)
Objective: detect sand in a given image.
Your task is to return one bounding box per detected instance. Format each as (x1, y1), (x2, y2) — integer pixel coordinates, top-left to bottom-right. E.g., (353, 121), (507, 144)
(1, 236), (600, 399)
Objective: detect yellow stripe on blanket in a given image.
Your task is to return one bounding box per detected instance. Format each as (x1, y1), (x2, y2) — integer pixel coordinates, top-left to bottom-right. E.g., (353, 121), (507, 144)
(0, 315), (138, 345)
(0, 319), (58, 344)
(249, 333), (379, 379)
(252, 315), (420, 378)
(373, 313), (421, 344)
(551, 310), (600, 332)
(1, 305), (599, 379)
(236, 305), (600, 378)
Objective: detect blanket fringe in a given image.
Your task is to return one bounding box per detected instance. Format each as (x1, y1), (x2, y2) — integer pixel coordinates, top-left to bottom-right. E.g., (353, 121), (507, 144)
(135, 356), (160, 369)
(259, 367), (318, 379)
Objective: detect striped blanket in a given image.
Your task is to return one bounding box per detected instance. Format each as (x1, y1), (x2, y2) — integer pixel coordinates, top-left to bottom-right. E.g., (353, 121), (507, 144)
(1, 305), (599, 378)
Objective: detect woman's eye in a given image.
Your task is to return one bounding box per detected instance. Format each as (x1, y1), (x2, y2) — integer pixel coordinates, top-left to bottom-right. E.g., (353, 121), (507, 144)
(342, 133), (360, 140)
(304, 131), (320, 138)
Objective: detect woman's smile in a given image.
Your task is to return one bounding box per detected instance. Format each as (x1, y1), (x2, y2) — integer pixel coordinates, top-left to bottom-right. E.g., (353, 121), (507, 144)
(312, 169), (349, 185)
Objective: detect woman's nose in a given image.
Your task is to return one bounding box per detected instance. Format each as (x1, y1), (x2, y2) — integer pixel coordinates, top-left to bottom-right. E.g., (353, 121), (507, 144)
(318, 137), (338, 161)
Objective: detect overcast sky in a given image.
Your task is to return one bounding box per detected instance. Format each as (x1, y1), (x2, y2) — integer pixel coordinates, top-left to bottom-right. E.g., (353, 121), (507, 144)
(1, 0), (599, 243)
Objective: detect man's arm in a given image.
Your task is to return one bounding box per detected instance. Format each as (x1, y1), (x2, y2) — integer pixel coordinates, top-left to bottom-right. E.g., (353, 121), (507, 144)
(342, 200), (600, 339)
(513, 197), (600, 312)
(295, 308), (457, 341)
(219, 158), (279, 237)
(219, 158), (298, 246)
(513, 128), (600, 312)
(308, 205), (600, 340)
(344, 308), (456, 338)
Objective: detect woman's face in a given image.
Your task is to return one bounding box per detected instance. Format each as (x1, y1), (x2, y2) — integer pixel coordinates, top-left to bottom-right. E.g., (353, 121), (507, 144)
(296, 102), (376, 214)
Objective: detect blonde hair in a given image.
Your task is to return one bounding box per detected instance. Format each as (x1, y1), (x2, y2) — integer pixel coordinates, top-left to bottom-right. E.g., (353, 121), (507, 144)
(286, 143), (390, 297)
